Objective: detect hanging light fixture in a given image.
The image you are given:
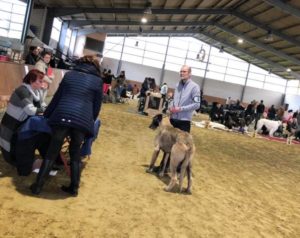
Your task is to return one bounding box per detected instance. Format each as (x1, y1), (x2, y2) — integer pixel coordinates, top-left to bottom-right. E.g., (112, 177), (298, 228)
(264, 30), (274, 42)
(237, 38), (244, 44)
(141, 17), (147, 24)
(144, 1), (152, 14)
(219, 45), (224, 53)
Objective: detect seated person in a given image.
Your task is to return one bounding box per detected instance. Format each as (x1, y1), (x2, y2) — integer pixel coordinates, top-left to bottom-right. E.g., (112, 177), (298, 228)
(0, 70), (46, 173)
(210, 102), (224, 124)
(25, 46), (40, 65)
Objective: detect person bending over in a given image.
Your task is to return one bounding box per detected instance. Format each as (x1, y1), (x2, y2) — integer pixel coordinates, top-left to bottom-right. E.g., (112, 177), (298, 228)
(30, 55), (103, 196)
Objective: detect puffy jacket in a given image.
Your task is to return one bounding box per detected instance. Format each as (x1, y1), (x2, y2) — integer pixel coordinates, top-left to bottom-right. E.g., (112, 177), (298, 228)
(44, 63), (103, 137)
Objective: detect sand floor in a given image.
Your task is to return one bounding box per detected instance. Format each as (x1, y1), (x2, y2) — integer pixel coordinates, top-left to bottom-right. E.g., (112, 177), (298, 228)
(0, 101), (300, 238)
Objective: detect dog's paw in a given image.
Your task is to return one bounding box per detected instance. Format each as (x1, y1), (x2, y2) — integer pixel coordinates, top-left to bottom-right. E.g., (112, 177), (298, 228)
(158, 172), (165, 178)
(182, 188), (192, 195)
(164, 187), (171, 192)
(145, 168), (153, 173)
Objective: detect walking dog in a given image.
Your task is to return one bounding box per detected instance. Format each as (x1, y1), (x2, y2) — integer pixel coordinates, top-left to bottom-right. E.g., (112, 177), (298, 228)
(147, 114), (195, 194)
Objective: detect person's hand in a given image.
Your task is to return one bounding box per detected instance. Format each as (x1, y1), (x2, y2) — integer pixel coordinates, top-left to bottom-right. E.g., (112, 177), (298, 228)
(170, 107), (181, 113)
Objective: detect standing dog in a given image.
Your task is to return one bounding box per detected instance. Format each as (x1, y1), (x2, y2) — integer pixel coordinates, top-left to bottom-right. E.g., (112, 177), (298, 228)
(147, 114), (195, 194)
(256, 118), (282, 137)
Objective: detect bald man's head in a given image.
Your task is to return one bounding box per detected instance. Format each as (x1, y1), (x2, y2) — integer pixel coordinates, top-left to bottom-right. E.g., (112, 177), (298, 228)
(180, 65), (191, 81)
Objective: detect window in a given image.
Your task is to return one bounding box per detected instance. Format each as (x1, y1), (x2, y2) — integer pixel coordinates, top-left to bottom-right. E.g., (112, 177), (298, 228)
(166, 55), (185, 65)
(207, 71), (224, 81)
(50, 18), (62, 41)
(193, 68), (205, 77)
(286, 87), (297, 95)
(209, 55), (228, 67)
(144, 51), (165, 61)
(247, 79), (264, 88)
(264, 83), (285, 93)
(105, 50), (121, 60)
(143, 58), (163, 68)
(0, 0), (26, 39)
(167, 46), (187, 57)
(122, 53), (142, 64)
(226, 68), (247, 78)
(165, 62), (181, 72)
(123, 46), (144, 57)
(208, 64), (226, 74)
(225, 75), (246, 85)
(248, 72), (265, 81)
(185, 59), (206, 70)
(265, 75), (286, 86)
(145, 42), (167, 54)
(227, 60), (248, 71)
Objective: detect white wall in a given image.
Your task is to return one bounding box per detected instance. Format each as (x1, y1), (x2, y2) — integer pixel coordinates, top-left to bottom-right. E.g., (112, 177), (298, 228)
(285, 95), (300, 111)
(203, 78), (243, 101)
(101, 57), (284, 107)
(102, 58), (161, 81)
(244, 87), (283, 107)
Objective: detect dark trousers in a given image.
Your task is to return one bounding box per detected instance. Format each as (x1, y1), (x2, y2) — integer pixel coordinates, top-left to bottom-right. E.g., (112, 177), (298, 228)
(170, 119), (191, 133)
(45, 126), (85, 163)
(15, 133), (51, 176)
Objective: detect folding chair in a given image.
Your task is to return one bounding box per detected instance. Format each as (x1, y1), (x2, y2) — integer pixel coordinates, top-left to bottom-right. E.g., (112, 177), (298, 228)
(60, 137), (71, 177)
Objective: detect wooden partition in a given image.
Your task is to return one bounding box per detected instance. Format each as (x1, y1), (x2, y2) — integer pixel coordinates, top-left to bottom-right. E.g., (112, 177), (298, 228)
(0, 61), (65, 96)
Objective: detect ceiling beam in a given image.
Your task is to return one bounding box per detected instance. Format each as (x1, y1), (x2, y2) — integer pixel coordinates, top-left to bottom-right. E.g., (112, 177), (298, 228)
(214, 23), (300, 66)
(67, 20), (213, 28)
(53, 8), (231, 17)
(232, 12), (300, 47)
(197, 32), (300, 80)
(263, 0), (300, 19)
(77, 28), (199, 36)
(54, 7), (300, 47)
(69, 18), (300, 65)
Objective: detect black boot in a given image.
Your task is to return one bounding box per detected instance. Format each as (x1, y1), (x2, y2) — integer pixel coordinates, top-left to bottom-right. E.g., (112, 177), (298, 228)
(61, 161), (80, 196)
(30, 159), (54, 195)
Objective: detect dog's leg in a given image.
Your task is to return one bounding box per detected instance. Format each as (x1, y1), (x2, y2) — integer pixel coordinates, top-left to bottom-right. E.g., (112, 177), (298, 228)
(164, 157), (178, 192)
(146, 146), (160, 173)
(185, 162), (192, 194)
(158, 153), (169, 177)
(178, 155), (190, 193)
(269, 128), (276, 137)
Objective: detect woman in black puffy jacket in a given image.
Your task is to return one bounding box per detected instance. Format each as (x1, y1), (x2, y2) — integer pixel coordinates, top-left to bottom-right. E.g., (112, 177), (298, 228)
(31, 55), (103, 196)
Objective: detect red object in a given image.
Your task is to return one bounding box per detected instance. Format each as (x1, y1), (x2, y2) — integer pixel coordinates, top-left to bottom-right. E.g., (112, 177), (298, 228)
(0, 55), (9, 61)
(47, 66), (53, 76)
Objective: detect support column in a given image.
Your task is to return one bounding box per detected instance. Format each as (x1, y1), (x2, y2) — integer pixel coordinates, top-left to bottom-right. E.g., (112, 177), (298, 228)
(21, 0), (34, 44)
(241, 62), (251, 102)
(68, 29), (78, 57)
(42, 8), (55, 45)
(57, 21), (69, 58)
(159, 36), (171, 86)
(117, 35), (126, 75)
(201, 45), (212, 91)
(281, 79), (289, 105)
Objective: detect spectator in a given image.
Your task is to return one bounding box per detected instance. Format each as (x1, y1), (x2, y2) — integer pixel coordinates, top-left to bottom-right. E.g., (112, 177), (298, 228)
(160, 82), (168, 102)
(225, 96), (231, 109)
(268, 105), (276, 120)
(0, 70), (45, 166)
(25, 46), (40, 65)
(210, 102), (224, 124)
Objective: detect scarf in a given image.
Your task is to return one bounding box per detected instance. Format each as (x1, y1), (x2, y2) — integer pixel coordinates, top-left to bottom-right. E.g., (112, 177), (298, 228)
(23, 83), (40, 102)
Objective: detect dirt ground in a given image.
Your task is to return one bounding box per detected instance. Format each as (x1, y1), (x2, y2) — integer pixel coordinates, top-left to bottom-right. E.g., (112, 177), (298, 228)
(0, 100), (299, 238)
